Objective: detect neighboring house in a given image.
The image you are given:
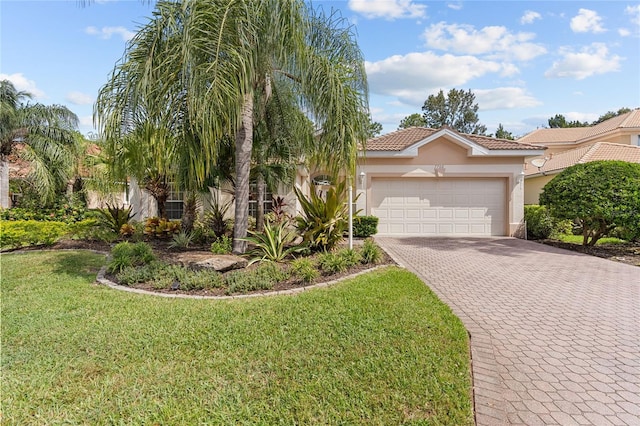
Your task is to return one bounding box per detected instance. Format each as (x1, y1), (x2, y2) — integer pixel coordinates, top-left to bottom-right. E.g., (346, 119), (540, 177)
(355, 127), (544, 237)
(519, 109), (640, 204)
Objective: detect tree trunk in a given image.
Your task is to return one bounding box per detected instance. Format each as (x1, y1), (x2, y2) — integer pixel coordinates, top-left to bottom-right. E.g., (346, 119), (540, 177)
(181, 192), (197, 233)
(256, 171), (265, 233)
(233, 93), (254, 254)
(0, 159), (10, 208)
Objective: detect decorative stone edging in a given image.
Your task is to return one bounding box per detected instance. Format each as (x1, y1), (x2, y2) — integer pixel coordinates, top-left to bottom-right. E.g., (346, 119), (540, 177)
(95, 264), (390, 300)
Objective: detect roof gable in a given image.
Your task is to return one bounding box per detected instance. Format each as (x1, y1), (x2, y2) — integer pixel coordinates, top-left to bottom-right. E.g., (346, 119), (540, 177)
(365, 126), (542, 158)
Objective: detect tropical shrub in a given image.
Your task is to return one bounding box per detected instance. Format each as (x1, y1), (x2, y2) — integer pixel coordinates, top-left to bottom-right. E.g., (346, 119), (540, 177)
(243, 220), (306, 264)
(0, 201), (89, 224)
(353, 216), (378, 238)
(66, 219), (99, 240)
(290, 258), (319, 283)
(96, 203), (136, 233)
(359, 238), (382, 265)
(295, 181), (349, 252)
(339, 248), (361, 267)
(203, 195), (232, 238)
(107, 241), (155, 273)
(210, 235), (233, 254)
(0, 220), (68, 249)
(144, 217), (181, 238)
(317, 251), (349, 275)
(523, 205), (554, 240)
(540, 161), (640, 245)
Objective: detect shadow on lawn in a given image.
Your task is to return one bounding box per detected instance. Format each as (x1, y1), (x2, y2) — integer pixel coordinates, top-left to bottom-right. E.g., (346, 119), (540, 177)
(49, 250), (107, 279)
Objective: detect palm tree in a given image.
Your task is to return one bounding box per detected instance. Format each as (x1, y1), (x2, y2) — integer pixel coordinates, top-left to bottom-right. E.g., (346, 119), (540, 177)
(0, 80), (79, 207)
(95, 0), (369, 253)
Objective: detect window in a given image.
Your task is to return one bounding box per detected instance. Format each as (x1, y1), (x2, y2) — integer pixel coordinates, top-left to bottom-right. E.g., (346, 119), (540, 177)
(165, 188), (184, 220)
(248, 182), (273, 218)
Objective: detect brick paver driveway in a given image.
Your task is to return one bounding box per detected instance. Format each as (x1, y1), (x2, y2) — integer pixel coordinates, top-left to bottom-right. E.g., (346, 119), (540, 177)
(376, 237), (639, 426)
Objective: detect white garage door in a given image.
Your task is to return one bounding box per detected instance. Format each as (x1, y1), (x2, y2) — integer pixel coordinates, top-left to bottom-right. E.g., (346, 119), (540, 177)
(371, 178), (506, 236)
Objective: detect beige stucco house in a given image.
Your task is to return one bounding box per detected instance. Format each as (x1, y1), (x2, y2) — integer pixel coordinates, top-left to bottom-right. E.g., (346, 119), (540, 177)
(519, 109), (640, 204)
(354, 127), (543, 237)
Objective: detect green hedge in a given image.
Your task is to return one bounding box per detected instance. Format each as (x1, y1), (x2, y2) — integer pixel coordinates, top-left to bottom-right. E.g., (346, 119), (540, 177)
(0, 220), (69, 249)
(353, 215), (378, 238)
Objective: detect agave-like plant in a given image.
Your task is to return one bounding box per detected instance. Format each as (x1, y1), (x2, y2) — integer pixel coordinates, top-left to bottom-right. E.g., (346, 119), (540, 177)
(294, 181), (351, 252)
(243, 220), (306, 264)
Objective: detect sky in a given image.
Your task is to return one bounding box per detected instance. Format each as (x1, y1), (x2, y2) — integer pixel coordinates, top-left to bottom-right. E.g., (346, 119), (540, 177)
(1, 0), (639, 138)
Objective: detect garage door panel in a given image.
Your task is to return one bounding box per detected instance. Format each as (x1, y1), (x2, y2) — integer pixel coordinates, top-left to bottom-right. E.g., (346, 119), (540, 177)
(371, 178), (506, 236)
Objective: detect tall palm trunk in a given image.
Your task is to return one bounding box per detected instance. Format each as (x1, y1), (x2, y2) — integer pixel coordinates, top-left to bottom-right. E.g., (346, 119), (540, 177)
(181, 191), (198, 233)
(233, 93), (254, 254)
(256, 171), (265, 233)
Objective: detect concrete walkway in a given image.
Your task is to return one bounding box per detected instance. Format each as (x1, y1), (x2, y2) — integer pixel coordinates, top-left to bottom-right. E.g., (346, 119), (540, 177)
(376, 237), (640, 426)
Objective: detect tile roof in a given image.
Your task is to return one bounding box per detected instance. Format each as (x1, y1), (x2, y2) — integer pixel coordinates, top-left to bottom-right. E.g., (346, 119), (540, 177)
(518, 109), (640, 145)
(524, 142), (640, 176)
(365, 126), (541, 151)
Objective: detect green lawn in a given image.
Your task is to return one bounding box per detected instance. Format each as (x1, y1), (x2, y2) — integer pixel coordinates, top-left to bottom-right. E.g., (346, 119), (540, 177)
(1, 250), (473, 425)
(555, 234), (626, 245)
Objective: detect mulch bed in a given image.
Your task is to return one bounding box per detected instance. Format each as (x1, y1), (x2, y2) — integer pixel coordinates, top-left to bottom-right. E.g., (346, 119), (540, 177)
(45, 238), (396, 297)
(539, 239), (640, 267)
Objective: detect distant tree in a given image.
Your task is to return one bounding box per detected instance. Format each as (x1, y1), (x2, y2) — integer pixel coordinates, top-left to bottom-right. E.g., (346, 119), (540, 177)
(365, 114), (383, 138)
(547, 114), (589, 128)
(398, 113), (427, 129)
(421, 89), (487, 135)
(592, 107), (632, 125)
(494, 123), (514, 140)
(540, 161), (640, 246)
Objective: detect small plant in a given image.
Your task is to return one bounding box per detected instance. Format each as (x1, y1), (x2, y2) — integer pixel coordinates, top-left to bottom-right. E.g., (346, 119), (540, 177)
(339, 248), (361, 268)
(270, 196), (290, 224)
(359, 239), (382, 265)
(96, 203), (136, 233)
(180, 269), (225, 291)
(204, 193), (232, 238)
(169, 231), (195, 249)
(107, 241), (155, 273)
(290, 258), (319, 283)
(119, 223), (136, 237)
(116, 261), (168, 286)
(210, 235), (233, 254)
(243, 220), (306, 264)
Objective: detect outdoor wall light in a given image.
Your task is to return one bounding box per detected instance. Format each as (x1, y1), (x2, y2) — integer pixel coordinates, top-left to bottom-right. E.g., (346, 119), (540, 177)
(434, 164), (446, 176)
(359, 171), (366, 187)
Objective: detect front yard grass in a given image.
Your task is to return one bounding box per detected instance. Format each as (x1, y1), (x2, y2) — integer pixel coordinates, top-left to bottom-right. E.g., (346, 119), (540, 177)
(1, 250), (473, 425)
(555, 234), (626, 245)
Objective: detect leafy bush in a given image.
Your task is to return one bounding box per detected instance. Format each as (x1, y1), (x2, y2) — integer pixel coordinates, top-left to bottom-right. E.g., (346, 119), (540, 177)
(243, 220), (306, 264)
(290, 258), (319, 283)
(116, 261), (168, 286)
(179, 269), (225, 291)
(523, 205), (554, 240)
(317, 251), (349, 275)
(144, 217), (181, 238)
(0, 220), (68, 249)
(119, 223), (136, 238)
(0, 198), (89, 224)
(65, 219), (99, 240)
(353, 216), (378, 238)
(540, 161), (640, 245)
(359, 239), (382, 265)
(339, 248), (361, 268)
(107, 242), (155, 273)
(224, 262), (288, 295)
(295, 181), (349, 252)
(203, 195), (232, 238)
(96, 204), (136, 233)
(210, 235), (233, 254)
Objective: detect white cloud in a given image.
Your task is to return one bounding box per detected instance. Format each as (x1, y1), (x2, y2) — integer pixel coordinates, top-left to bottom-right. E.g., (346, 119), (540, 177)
(0, 73), (45, 99)
(563, 111), (599, 123)
(447, 3), (462, 11)
(545, 43), (622, 80)
(348, 0), (426, 20)
(79, 116), (95, 128)
(423, 22), (547, 61)
(570, 9), (605, 33)
(625, 5), (640, 26)
(65, 91), (94, 105)
(85, 25), (135, 42)
(365, 52), (505, 105)
(474, 87), (542, 110)
(520, 11), (541, 25)
(619, 28), (631, 37)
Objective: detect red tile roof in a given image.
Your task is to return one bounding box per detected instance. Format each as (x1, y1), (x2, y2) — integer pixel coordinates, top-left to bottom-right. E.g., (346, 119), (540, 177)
(365, 126), (541, 151)
(524, 142), (640, 176)
(518, 109), (640, 145)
